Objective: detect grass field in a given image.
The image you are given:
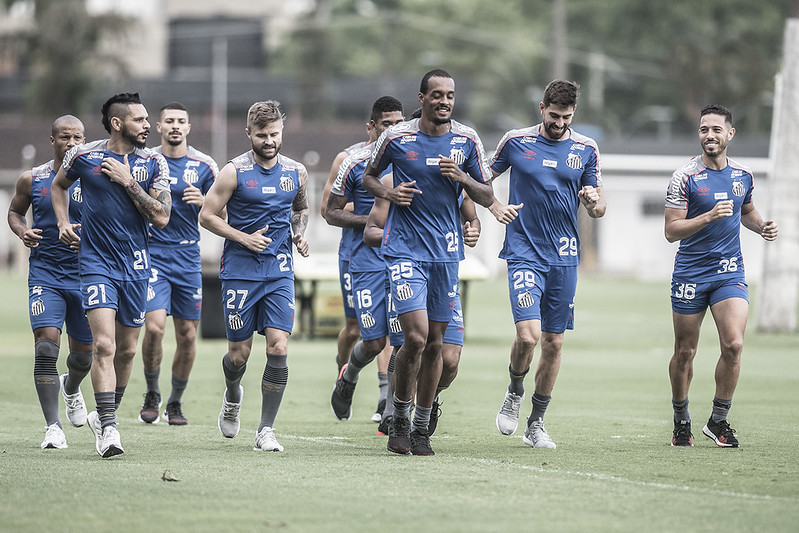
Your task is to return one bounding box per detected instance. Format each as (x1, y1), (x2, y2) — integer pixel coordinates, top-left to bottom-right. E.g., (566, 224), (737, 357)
(0, 270), (797, 532)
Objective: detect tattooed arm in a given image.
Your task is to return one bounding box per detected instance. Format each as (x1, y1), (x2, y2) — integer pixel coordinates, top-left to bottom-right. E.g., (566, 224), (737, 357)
(101, 154), (171, 229)
(291, 166), (310, 257)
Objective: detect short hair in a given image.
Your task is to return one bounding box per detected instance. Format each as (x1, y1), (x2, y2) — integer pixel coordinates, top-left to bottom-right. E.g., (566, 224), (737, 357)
(101, 92), (142, 133)
(410, 107), (422, 119)
(700, 104), (733, 126)
(51, 115), (84, 137)
(160, 101), (188, 114)
(370, 96), (403, 123)
(247, 100), (285, 130)
(419, 69), (453, 94)
(542, 80), (579, 108)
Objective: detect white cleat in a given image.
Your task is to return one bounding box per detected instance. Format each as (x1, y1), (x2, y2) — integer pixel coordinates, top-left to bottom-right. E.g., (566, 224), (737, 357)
(218, 386), (243, 438)
(496, 391), (524, 435)
(60, 373), (87, 427)
(253, 427), (284, 452)
(522, 418), (557, 449)
(41, 423), (68, 449)
(98, 425), (124, 458)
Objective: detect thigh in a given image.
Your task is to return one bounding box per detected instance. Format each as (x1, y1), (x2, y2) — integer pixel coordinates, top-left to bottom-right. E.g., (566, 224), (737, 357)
(258, 277), (295, 335)
(426, 261), (459, 323)
(62, 287), (92, 344)
(506, 262), (544, 324)
(116, 280), (149, 328)
(352, 269), (389, 341)
(540, 266), (577, 333)
(222, 279), (264, 342)
(387, 257), (428, 317)
(28, 284), (67, 332)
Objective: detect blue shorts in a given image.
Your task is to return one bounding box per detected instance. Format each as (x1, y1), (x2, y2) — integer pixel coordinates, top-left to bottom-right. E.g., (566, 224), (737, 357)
(339, 259), (356, 319)
(671, 277), (748, 315)
(386, 257), (459, 323)
(81, 274), (148, 328)
(28, 284), (92, 344)
(387, 283), (464, 347)
(351, 269), (389, 341)
(221, 277), (295, 342)
(507, 262), (576, 333)
(146, 246), (202, 320)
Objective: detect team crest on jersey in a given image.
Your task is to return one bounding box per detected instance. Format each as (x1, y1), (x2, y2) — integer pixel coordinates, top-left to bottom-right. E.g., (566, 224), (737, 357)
(732, 181), (745, 197)
(279, 176), (295, 192)
(31, 298), (45, 316)
(182, 168), (199, 185)
(449, 148), (466, 166)
(517, 291), (534, 309)
(360, 311), (376, 329)
(71, 185), (82, 203)
(396, 281), (413, 301)
(147, 285), (156, 302)
(389, 316), (402, 334)
(566, 153), (583, 170)
(132, 165), (149, 182)
(228, 312), (244, 331)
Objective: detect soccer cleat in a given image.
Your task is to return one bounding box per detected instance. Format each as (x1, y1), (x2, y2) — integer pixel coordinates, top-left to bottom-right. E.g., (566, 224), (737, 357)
(702, 417), (739, 448)
(377, 415), (392, 436)
(59, 373), (87, 427)
(330, 364), (356, 421)
(410, 428), (435, 456)
(522, 417), (557, 449)
(371, 398), (386, 423)
(428, 399), (443, 436)
(98, 426), (124, 458)
(41, 423), (67, 449)
(496, 391), (524, 435)
(163, 401), (188, 426)
(672, 419), (694, 446)
(218, 386), (243, 438)
(253, 427), (284, 452)
(138, 390), (162, 424)
(387, 416), (412, 454)
(87, 410), (102, 454)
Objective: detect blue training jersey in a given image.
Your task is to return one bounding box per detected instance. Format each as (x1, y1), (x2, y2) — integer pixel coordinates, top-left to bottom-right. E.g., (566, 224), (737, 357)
(370, 118), (491, 262)
(666, 155), (754, 281)
(490, 125), (601, 266)
(331, 143), (390, 272)
(150, 146), (217, 246)
(63, 139), (170, 281)
(337, 141), (367, 264)
(220, 151), (304, 281)
(29, 160), (82, 288)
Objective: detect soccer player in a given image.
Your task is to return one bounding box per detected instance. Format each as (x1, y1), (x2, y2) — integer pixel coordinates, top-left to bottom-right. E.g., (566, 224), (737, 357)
(52, 92), (172, 458)
(363, 69), (494, 456)
(326, 96), (404, 422)
(7, 115), (93, 449)
(199, 100), (309, 453)
(138, 102), (218, 426)
(665, 104), (778, 448)
(491, 80), (605, 449)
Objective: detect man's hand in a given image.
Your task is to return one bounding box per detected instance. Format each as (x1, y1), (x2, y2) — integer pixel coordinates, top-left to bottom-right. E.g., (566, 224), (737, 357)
(241, 225), (271, 252)
(293, 234), (309, 257)
(58, 222), (81, 251)
(387, 180), (422, 206)
(463, 220), (480, 247)
(489, 200), (523, 225)
(182, 183), (204, 206)
(708, 199), (734, 222)
(20, 227), (42, 248)
(102, 154), (134, 186)
(439, 155), (467, 184)
(761, 220), (779, 241)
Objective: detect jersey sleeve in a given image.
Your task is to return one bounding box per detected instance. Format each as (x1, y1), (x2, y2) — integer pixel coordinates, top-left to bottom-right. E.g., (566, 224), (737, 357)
(665, 169), (689, 210)
(62, 145), (81, 182)
(580, 144), (602, 188)
(489, 131), (513, 175)
(151, 153), (171, 191)
(331, 154), (353, 198)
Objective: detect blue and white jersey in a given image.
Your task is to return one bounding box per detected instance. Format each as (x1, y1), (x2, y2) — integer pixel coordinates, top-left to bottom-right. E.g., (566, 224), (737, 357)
(666, 156), (754, 281)
(150, 146), (217, 246)
(29, 160), (82, 288)
(337, 141), (366, 264)
(331, 143), (390, 272)
(220, 151), (304, 281)
(62, 139), (170, 281)
(370, 118), (491, 262)
(491, 125), (601, 266)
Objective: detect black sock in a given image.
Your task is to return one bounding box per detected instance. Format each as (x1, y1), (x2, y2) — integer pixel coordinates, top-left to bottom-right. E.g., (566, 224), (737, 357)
(34, 340), (60, 427)
(222, 353), (246, 402)
(259, 354), (288, 430)
(672, 397), (690, 423)
(65, 350), (92, 394)
(528, 392), (551, 425)
(508, 364), (529, 396)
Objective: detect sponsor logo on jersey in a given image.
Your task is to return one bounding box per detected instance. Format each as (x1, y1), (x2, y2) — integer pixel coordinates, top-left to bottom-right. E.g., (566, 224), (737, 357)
(71, 185), (82, 203)
(40, 186), (52, 198)
(520, 136), (536, 144)
(133, 312), (146, 325)
(245, 179), (259, 189)
(572, 144), (585, 151)
(732, 181), (745, 197)
(31, 298), (45, 316)
(228, 312), (244, 331)
(451, 137), (467, 145)
(697, 186), (710, 195)
(695, 173), (708, 181)
(426, 157), (441, 166)
(353, 148), (372, 161)
(396, 281), (413, 301)
(517, 291), (534, 308)
(147, 285), (155, 302)
(731, 170), (743, 178)
(543, 159), (557, 168)
(449, 148), (466, 166)
(360, 311), (375, 329)
(182, 168), (199, 185)
(186, 160), (200, 168)
(87, 152), (103, 160)
(523, 149), (536, 159)
(279, 176), (295, 192)
(714, 192), (728, 200)
(566, 153), (583, 169)
(262, 186), (276, 194)
(132, 165), (149, 182)
(405, 150), (419, 161)
(400, 135), (417, 144)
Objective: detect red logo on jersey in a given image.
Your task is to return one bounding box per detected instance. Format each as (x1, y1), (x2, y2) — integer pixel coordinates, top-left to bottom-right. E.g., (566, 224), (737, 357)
(523, 150), (536, 159)
(697, 186), (710, 195)
(406, 151), (419, 161)
(40, 187), (51, 197)
(245, 179), (259, 188)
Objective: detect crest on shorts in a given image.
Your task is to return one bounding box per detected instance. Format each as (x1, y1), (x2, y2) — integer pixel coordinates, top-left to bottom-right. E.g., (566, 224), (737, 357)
(396, 281), (413, 301)
(389, 316), (402, 334)
(147, 285), (156, 302)
(360, 311), (375, 329)
(228, 312), (244, 331)
(31, 298), (45, 316)
(517, 291), (534, 308)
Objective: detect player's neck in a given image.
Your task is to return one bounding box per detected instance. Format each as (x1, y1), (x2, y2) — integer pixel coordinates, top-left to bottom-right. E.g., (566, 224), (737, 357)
(701, 152), (728, 170)
(160, 142), (188, 159)
(419, 116), (451, 136)
(107, 136), (136, 156)
(252, 150), (278, 169)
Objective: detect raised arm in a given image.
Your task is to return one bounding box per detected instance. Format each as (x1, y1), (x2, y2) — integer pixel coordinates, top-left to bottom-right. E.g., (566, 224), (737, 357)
(664, 200), (733, 243)
(578, 185), (606, 219)
(741, 202), (778, 241)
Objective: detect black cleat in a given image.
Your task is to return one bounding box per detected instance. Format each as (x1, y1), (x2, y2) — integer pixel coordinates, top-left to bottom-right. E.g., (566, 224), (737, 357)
(410, 427), (435, 456)
(671, 419), (693, 446)
(702, 417), (739, 448)
(387, 416), (411, 454)
(164, 401), (188, 426)
(330, 364), (356, 420)
(428, 399), (443, 436)
(138, 390), (162, 424)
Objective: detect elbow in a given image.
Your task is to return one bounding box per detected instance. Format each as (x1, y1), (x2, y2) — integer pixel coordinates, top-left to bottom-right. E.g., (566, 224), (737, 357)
(664, 229), (678, 243)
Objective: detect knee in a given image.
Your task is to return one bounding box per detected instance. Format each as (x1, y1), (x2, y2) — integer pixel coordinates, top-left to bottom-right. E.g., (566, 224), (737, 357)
(363, 338), (386, 357)
(33, 340), (59, 375)
(720, 337), (744, 362)
(442, 347), (461, 374)
(93, 336), (116, 359)
(515, 331), (539, 353)
(402, 330), (427, 354)
(144, 320), (166, 341)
